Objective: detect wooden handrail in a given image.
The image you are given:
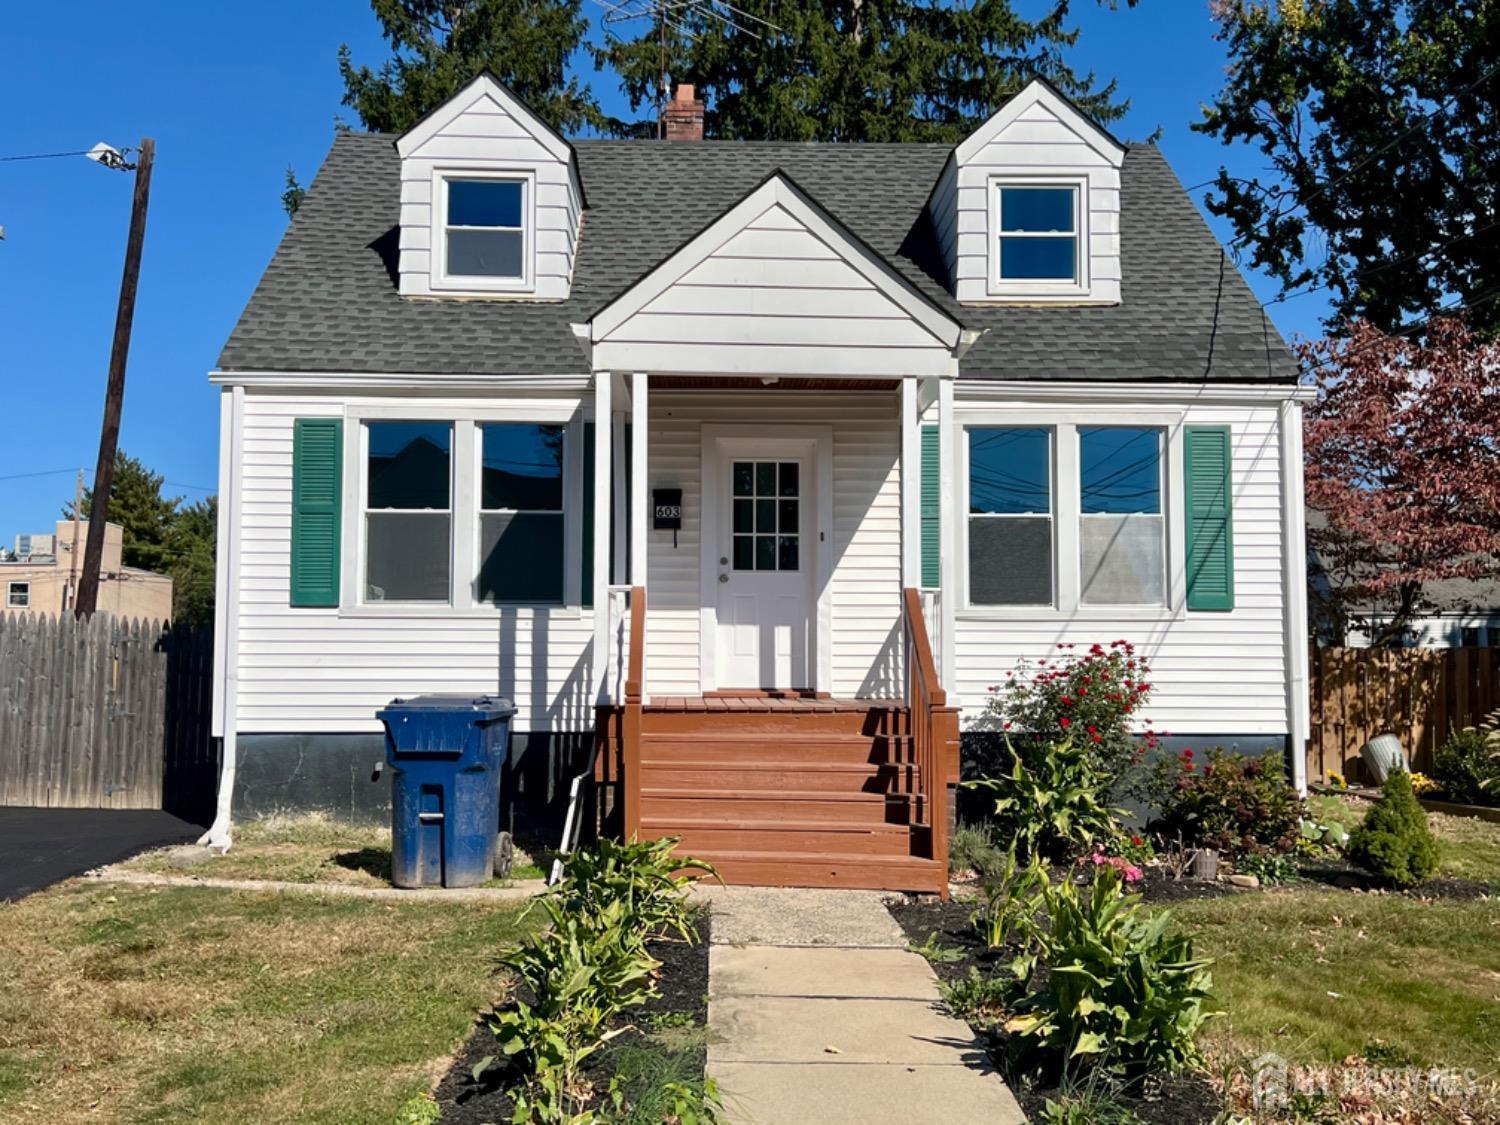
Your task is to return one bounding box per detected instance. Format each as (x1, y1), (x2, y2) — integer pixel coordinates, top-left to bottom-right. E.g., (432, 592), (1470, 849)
(903, 587), (955, 896)
(622, 586), (646, 838)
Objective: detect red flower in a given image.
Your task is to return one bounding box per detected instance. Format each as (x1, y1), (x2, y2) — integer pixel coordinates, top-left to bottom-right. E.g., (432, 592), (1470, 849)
(1182, 748), (1194, 759)
(1132, 835), (1144, 846)
(1060, 696), (1073, 707)
(1059, 717), (1071, 728)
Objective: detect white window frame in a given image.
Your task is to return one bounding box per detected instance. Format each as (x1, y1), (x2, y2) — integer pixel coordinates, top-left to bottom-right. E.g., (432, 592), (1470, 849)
(474, 421), (570, 607)
(338, 403), (583, 618)
(965, 426), (1057, 609)
(7, 580), (29, 608)
(956, 410), (1187, 621)
(430, 168), (536, 294)
(986, 174), (1091, 300)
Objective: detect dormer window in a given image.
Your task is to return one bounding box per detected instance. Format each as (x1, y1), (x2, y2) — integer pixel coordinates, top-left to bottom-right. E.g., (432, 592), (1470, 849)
(431, 170), (534, 293)
(987, 175), (1090, 298)
(997, 185), (1078, 282)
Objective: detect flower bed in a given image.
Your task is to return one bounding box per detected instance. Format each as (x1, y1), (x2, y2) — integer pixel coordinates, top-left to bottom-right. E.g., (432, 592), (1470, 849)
(434, 912), (711, 1124)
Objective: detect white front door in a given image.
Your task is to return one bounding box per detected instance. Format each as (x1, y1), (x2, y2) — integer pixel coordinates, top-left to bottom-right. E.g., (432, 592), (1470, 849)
(713, 448), (815, 689)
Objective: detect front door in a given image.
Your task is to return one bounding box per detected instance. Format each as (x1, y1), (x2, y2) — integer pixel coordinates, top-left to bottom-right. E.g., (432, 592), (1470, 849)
(713, 448), (815, 689)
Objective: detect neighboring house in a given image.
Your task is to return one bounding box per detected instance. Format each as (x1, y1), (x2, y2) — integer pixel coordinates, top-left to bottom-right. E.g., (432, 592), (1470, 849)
(208, 76), (1312, 889)
(1307, 509), (1500, 648)
(0, 520), (173, 621)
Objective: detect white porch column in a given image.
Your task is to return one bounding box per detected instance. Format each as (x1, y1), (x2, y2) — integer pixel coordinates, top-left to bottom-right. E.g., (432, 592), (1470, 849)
(592, 370), (613, 703)
(631, 373), (649, 588)
(900, 376), (920, 588)
(611, 410), (627, 587)
(1280, 398), (1311, 793)
(937, 377), (957, 692)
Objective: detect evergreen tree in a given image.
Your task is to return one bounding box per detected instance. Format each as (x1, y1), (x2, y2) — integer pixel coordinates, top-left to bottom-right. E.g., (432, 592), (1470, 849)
(1347, 770), (1439, 888)
(70, 453), (179, 574)
(1198, 1), (1500, 336)
(597, 0), (1138, 142)
(339, 0), (601, 134)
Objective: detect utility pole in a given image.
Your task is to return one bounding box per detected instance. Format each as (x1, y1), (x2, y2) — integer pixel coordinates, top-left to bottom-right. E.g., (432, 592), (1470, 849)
(76, 137), (153, 618)
(64, 469), (83, 612)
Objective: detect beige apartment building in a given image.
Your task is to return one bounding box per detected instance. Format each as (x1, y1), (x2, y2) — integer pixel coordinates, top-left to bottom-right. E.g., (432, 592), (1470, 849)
(2, 520), (173, 621)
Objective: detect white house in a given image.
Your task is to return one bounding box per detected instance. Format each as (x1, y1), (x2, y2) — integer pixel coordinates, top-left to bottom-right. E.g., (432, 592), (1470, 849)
(207, 76), (1312, 891)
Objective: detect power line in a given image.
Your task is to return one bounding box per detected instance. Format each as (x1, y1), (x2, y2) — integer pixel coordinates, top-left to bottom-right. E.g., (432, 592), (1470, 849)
(0, 467), (81, 482)
(0, 148), (97, 163)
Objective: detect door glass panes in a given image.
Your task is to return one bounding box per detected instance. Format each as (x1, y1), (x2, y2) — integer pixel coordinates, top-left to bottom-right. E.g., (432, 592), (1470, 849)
(732, 460), (799, 571)
(365, 422), (452, 602)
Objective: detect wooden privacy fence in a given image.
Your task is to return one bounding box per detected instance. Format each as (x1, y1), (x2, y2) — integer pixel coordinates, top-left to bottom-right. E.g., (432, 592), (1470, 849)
(1307, 646), (1500, 784)
(0, 613), (217, 815)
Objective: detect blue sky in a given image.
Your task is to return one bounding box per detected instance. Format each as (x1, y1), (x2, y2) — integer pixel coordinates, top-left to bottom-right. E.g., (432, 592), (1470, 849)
(0, 1), (1326, 539)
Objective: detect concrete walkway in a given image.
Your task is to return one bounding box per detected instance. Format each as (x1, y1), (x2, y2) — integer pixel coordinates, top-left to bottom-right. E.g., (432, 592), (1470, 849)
(697, 886), (1026, 1125)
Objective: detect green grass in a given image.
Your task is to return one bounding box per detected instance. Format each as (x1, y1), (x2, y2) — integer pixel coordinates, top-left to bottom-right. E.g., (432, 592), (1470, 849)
(1162, 799), (1500, 1079)
(125, 812), (547, 888)
(0, 881), (539, 1123)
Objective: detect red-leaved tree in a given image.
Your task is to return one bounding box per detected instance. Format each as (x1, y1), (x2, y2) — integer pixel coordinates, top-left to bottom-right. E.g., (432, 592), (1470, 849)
(1302, 317), (1500, 646)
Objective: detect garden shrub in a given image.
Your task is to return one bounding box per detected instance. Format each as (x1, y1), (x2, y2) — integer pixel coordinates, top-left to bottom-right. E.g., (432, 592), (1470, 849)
(1433, 727), (1500, 806)
(1143, 748), (1304, 858)
(1005, 869), (1215, 1079)
(949, 820), (1007, 878)
(985, 641), (1159, 778)
(971, 845), (1048, 950)
(1347, 770), (1440, 888)
(552, 836), (716, 946)
(964, 736), (1124, 863)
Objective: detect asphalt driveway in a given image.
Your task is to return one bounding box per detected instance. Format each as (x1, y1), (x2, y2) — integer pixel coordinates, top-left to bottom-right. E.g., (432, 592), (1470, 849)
(0, 808), (202, 901)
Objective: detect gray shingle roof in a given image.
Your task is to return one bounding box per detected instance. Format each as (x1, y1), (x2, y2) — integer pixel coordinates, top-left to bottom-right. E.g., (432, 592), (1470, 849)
(217, 133), (1297, 381)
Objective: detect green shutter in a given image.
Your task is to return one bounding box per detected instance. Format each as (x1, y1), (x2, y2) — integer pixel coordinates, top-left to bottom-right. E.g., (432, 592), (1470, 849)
(581, 422), (595, 608)
(1184, 425), (1234, 611)
(290, 418), (342, 607)
(921, 425), (940, 587)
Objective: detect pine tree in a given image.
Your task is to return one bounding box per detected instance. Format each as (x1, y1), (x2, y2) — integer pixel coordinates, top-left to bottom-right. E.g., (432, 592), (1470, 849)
(596, 0), (1138, 142)
(1347, 770), (1439, 888)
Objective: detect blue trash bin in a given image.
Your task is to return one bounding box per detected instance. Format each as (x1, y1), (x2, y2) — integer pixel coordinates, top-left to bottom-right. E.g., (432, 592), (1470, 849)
(376, 694), (514, 888)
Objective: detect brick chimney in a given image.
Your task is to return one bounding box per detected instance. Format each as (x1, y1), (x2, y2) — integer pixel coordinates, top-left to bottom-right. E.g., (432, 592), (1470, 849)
(664, 84), (705, 141)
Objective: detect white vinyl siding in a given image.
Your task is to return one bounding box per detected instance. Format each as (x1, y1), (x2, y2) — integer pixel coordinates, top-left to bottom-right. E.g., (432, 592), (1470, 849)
(230, 389), (594, 734)
(644, 390), (904, 700)
(944, 400), (1288, 735)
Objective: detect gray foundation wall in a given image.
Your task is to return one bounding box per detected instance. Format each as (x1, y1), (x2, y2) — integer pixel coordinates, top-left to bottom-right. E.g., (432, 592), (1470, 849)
(233, 730), (596, 839)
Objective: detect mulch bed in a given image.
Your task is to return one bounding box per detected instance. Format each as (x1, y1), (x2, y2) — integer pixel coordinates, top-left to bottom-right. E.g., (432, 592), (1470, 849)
(1293, 855), (1494, 900)
(888, 889), (1224, 1125)
(433, 910), (711, 1124)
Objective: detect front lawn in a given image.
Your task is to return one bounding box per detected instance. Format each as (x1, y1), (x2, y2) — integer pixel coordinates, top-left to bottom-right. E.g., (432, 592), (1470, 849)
(124, 813), (547, 887)
(0, 881), (537, 1123)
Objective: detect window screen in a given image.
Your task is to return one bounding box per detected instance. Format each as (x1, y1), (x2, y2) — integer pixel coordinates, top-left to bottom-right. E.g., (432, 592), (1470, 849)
(997, 186), (1078, 282)
(365, 422), (451, 602)
(731, 461), (800, 572)
(7, 582), (29, 608)
(967, 427), (1053, 606)
(477, 423), (565, 603)
(445, 179), (524, 279)
(1080, 426), (1165, 605)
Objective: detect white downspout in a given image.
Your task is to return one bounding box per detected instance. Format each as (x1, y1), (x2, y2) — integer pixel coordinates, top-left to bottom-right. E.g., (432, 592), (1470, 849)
(200, 384), (244, 851)
(1279, 398), (1311, 794)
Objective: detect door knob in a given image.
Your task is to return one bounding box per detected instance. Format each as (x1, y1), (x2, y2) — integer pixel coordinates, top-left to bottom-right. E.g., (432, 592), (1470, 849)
(719, 574), (729, 583)
(719, 556), (728, 565)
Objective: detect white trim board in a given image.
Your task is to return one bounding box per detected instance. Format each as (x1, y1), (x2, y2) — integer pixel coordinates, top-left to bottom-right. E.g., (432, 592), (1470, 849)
(395, 72), (572, 163)
(954, 78), (1125, 169)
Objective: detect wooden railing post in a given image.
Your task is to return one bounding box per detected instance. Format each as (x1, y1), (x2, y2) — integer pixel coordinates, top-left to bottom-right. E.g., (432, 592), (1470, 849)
(903, 587), (951, 896)
(622, 586), (646, 839)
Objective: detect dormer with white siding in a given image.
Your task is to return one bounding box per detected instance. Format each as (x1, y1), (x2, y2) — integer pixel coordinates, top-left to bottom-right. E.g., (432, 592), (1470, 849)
(394, 72), (583, 300)
(932, 78), (1126, 306)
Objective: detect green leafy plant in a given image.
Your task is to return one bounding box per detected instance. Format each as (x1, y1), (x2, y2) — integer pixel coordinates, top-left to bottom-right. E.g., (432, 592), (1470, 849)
(985, 641), (1159, 778)
(950, 820), (1007, 878)
(1144, 748), (1304, 859)
(908, 933), (966, 964)
(607, 1066), (724, 1125)
(1038, 1066), (1145, 1125)
(972, 845), (1048, 951)
(939, 967), (1011, 1027)
(1433, 726), (1500, 807)
(1234, 850), (1297, 885)
(552, 836), (717, 947)
(486, 895), (659, 1123)
(394, 1092), (442, 1125)
(964, 737), (1124, 863)
(1005, 869), (1216, 1079)
(1298, 816), (1349, 854)
(1347, 771), (1440, 888)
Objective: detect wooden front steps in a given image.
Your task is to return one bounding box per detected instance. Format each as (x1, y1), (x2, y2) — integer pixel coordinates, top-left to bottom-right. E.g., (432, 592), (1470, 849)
(624, 698), (947, 894)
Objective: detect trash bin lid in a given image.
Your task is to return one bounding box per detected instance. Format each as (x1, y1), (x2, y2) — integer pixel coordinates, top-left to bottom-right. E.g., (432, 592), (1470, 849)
(381, 693), (515, 716)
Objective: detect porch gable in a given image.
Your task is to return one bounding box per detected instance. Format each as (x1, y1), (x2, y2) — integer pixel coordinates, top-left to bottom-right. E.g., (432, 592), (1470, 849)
(587, 173), (965, 378)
